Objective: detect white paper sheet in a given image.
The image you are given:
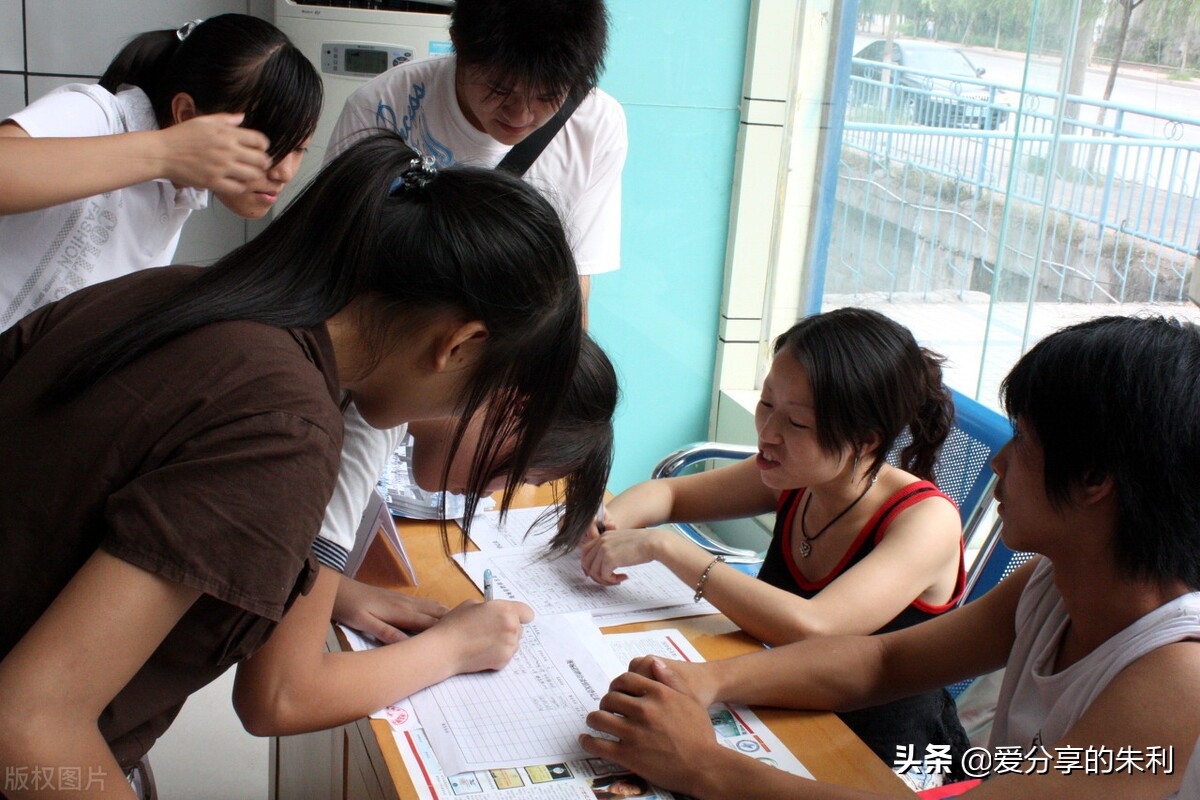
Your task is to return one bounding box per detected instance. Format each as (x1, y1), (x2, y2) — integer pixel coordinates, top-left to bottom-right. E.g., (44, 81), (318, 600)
(459, 505), (560, 551)
(408, 613), (622, 776)
(452, 548), (718, 622)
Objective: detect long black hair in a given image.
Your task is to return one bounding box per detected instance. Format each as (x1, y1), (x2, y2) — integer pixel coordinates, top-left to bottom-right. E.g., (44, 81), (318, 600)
(774, 307), (953, 481)
(480, 334), (617, 555)
(99, 13), (321, 163)
(537, 335), (617, 553)
(51, 131), (584, 538)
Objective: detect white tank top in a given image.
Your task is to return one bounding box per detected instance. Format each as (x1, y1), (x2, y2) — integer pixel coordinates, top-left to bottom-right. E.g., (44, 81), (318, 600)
(990, 558), (1200, 751)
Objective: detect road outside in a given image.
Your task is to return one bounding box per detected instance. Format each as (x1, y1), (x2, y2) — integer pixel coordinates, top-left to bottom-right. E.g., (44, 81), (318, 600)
(959, 43), (1200, 143)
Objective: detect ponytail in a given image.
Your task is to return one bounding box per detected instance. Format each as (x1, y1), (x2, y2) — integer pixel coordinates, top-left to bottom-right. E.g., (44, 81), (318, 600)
(898, 348), (953, 481)
(98, 29), (179, 101)
(97, 14), (321, 163)
(48, 131), (584, 544)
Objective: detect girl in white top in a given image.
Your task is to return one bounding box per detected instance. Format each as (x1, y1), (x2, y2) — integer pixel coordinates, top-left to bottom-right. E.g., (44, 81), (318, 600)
(0, 14), (322, 329)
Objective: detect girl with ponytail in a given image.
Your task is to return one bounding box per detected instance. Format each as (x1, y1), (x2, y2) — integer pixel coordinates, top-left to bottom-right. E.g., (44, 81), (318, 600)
(0, 132), (604, 786)
(0, 13), (322, 329)
(580, 307), (968, 788)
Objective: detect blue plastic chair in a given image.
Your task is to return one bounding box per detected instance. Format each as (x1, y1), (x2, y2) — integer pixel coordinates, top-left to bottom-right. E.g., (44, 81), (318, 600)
(649, 442), (763, 573)
(947, 519), (1036, 698)
(649, 388), (1014, 573)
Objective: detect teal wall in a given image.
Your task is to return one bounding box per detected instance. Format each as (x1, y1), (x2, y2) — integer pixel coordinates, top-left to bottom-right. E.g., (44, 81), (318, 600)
(592, 1), (751, 492)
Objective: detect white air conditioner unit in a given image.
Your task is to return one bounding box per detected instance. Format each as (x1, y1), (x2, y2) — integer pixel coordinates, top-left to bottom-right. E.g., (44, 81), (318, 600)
(273, 0), (453, 210)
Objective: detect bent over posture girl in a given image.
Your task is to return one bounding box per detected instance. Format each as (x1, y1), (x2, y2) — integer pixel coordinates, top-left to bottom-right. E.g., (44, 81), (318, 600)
(0, 13), (322, 329)
(0, 131), (595, 795)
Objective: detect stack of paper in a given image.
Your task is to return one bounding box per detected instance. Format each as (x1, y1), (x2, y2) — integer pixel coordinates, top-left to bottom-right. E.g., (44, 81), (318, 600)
(454, 506), (720, 625)
(340, 621), (812, 800)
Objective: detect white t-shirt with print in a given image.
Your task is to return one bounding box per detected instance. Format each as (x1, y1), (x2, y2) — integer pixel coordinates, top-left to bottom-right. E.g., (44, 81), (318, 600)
(327, 55), (626, 276)
(0, 84), (208, 330)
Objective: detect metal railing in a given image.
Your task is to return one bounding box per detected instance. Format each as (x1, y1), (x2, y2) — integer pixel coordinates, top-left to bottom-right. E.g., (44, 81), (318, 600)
(832, 60), (1200, 303)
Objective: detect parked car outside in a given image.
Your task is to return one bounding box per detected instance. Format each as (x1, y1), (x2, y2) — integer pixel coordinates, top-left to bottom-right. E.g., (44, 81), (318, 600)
(851, 39), (1011, 130)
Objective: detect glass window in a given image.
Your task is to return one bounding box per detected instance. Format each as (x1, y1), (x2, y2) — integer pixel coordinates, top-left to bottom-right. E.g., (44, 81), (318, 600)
(757, 0), (1200, 410)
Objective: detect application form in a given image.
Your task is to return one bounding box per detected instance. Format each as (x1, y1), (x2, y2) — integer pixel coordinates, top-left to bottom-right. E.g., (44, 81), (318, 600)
(408, 613), (621, 775)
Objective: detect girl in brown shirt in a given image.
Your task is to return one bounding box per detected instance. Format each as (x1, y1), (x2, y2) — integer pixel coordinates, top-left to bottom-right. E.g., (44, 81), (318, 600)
(0, 131), (606, 791)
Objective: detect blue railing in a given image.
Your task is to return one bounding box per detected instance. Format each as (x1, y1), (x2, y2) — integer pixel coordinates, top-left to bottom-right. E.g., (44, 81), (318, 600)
(833, 59), (1200, 303)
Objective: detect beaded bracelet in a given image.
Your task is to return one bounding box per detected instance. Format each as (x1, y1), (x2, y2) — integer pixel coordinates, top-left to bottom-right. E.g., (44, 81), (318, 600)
(693, 555), (725, 602)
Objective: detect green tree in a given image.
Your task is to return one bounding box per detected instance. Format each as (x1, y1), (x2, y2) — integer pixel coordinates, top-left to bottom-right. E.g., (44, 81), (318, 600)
(1148, 0), (1200, 69)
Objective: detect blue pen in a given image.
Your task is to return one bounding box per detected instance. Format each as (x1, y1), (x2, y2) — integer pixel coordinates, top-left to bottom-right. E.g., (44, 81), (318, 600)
(483, 568), (494, 601)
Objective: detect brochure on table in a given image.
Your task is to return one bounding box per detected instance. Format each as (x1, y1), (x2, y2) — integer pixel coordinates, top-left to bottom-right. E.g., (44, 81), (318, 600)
(382, 627), (813, 800)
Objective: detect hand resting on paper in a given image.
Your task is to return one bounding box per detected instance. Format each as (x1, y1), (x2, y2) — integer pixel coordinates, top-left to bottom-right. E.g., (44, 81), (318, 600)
(579, 527), (677, 586)
(580, 657), (726, 796)
(332, 574), (449, 644)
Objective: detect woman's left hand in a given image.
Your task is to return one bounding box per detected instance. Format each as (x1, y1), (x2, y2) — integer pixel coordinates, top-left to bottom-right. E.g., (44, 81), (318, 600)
(579, 528), (670, 585)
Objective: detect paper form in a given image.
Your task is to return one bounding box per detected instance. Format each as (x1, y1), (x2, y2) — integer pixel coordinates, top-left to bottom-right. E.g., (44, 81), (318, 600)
(459, 505), (559, 551)
(389, 628), (812, 800)
(452, 548), (719, 621)
(408, 613), (622, 776)
(592, 602), (719, 627)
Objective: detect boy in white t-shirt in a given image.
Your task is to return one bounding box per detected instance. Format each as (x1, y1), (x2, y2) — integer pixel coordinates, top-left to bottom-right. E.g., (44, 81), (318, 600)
(320, 1), (626, 637)
(328, 0), (626, 316)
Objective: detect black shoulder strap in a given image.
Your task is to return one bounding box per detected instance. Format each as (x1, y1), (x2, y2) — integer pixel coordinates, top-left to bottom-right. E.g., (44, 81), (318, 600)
(496, 86), (589, 177)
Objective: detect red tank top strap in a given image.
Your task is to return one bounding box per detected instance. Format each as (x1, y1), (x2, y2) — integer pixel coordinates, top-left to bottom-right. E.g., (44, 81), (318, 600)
(867, 480), (956, 546)
(868, 480), (966, 612)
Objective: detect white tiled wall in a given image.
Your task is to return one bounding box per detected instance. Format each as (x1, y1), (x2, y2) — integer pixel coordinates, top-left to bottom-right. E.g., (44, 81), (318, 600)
(7, 0), (263, 265)
(25, 74), (82, 101)
(25, 1), (250, 77)
(0, 74), (23, 120)
(0, 0), (23, 72)
(0, 0), (23, 118)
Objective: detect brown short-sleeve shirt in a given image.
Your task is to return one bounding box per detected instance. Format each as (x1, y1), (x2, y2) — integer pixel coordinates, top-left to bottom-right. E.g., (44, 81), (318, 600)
(0, 267), (345, 767)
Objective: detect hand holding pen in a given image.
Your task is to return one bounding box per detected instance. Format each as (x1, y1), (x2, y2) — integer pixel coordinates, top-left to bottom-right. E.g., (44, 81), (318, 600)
(593, 504), (614, 537)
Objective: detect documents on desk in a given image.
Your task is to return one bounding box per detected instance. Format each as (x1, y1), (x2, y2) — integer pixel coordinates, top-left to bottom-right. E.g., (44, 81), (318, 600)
(410, 613), (618, 775)
(455, 505), (719, 624)
(344, 619), (812, 800)
(460, 506), (559, 551)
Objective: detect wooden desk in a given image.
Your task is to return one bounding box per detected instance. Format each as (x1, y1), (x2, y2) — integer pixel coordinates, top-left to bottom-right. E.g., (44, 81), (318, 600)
(271, 486), (913, 799)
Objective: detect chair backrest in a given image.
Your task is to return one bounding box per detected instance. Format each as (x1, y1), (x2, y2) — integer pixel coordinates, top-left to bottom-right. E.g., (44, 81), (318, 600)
(960, 520), (1035, 608)
(947, 519), (1035, 698)
(648, 442), (763, 564)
